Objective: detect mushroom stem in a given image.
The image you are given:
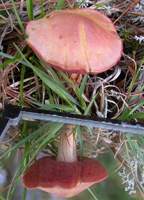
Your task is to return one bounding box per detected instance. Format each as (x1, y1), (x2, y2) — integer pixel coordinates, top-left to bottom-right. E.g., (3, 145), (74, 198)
(56, 125), (78, 162)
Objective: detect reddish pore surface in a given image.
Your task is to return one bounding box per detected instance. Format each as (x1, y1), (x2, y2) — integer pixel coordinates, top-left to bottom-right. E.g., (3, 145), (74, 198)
(22, 156), (108, 198)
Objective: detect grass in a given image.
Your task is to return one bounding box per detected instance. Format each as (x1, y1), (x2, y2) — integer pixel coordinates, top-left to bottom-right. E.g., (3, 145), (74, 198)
(0, 0), (144, 200)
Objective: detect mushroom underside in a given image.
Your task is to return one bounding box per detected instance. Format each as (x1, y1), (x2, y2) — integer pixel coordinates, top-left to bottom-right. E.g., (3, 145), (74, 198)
(22, 156), (108, 198)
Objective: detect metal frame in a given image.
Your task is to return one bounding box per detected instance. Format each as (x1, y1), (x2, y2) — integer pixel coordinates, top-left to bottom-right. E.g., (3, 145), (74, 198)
(0, 104), (144, 144)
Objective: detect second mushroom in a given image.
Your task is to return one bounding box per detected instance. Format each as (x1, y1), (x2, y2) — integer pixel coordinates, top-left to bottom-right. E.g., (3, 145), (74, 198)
(22, 125), (108, 198)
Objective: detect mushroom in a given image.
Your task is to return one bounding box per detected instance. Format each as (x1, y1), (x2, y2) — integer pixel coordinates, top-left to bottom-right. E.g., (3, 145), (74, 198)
(25, 9), (123, 74)
(22, 125), (108, 198)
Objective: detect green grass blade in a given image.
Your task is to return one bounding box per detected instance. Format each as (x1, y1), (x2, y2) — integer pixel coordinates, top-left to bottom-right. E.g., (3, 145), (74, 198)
(26, 0), (33, 20)
(34, 123), (63, 151)
(132, 142), (144, 160)
(58, 70), (75, 89)
(84, 93), (98, 115)
(32, 190), (35, 200)
(11, 0), (26, 37)
(0, 52), (80, 108)
(75, 0), (86, 8)
(125, 133), (137, 158)
(77, 74), (88, 109)
(55, 0), (65, 10)
(118, 100), (144, 120)
(14, 44), (80, 108)
(94, 3), (103, 10)
(32, 67), (77, 107)
(128, 112), (144, 119)
(38, 57), (66, 90)
(0, 55), (21, 68)
(76, 125), (83, 160)
(2, 123), (29, 200)
(0, 53), (30, 69)
(137, 135), (144, 143)
(129, 85), (144, 102)
(0, 194), (5, 200)
(29, 122), (60, 151)
(0, 122), (53, 160)
(6, 167), (21, 200)
(87, 126), (94, 137)
(45, 85), (55, 104)
(77, 88), (86, 109)
(0, 149), (17, 168)
(40, 104), (75, 112)
(22, 123), (29, 200)
(23, 188), (27, 200)
(41, 0), (44, 18)
(24, 123), (64, 172)
(87, 188), (98, 200)
(79, 75), (88, 95)
(128, 57), (144, 95)
(26, 100), (76, 112)
(0, 52), (28, 67)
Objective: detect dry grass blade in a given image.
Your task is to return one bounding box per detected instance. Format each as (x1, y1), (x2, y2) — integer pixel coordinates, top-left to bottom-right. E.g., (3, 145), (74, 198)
(114, 0), (141, 24)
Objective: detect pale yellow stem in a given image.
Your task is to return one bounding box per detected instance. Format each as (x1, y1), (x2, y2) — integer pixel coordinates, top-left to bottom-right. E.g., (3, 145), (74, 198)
(56, 126), (78, 162)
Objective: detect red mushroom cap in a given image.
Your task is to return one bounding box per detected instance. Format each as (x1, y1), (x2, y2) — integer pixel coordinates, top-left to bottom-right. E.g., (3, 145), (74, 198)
(25, 9), (123, 74)
(22, 156), (108, 198)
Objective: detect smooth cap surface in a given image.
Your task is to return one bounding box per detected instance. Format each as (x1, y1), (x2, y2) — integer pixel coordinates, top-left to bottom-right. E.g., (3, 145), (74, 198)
(25, 9), (123, 74)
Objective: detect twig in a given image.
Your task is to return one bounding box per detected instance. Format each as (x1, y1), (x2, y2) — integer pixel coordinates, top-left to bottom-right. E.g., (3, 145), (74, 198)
(114, 0), (141, 24)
